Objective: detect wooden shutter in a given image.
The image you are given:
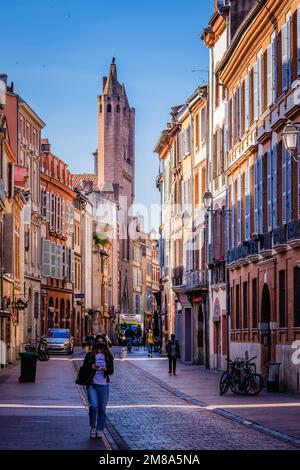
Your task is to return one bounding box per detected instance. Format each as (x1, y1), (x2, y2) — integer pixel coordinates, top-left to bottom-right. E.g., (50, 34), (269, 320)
(273, 144), (278, 228)
(226, 188), (230, 253)
(287, 148), (292, 222)
(224, 100), (229, 152)
(245, 73), (250, 130)
(69, 204), (74, 234)
(46, 192), (50, 222)
(71, 250), (75, 283)
(254, 159), (259, 233)
(267, 149), (273, 232)
(287, 16), (292, 87)
(258, 53), (263, 116)
(282, 146), (287, 224)
(258, 155), (264, 233)
(282, 22), (289, 91)
(42, 239), (51, 277)
(267, 44), (273, 107)
(253, 62), (258, 121)
(245, 167), (251, 240)
(273, 32), (278, 100)
(231, 182), (235, 248)
(231, 93), (235, 144)
(238, 85), (242, 139)
(237, 175), (242, 245)
(51, 242), (56, 278)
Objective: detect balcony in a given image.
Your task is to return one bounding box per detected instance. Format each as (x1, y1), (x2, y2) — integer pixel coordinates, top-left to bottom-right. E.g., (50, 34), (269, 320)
(273, 225), (287, 252)
(287, 219), (300, 248)
(185, 270), (208, 290)
(226, 248), (236, 265)
(259, 232), (272, 258)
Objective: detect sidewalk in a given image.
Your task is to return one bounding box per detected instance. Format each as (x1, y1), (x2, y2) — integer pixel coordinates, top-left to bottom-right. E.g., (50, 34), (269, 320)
(119, 347), (300, 443)
(0, 353), (106, 450)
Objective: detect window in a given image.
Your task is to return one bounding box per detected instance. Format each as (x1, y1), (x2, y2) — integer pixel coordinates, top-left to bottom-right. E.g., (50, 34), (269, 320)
(236, 284), (240, 329)
(134, 294), (141, 315)
(294, 267), (300, 327)
(243, 282), (248, 329)
(195, 170), (199, 207)
(252, 278), (258, 328)
(279, 270), (286, 327)
(282, 16), (292, 91)
(195, 113), (200, 148)
(200, 107), (206, 143)
(116, 105), (120, 113)
(107, 104), (112, 112)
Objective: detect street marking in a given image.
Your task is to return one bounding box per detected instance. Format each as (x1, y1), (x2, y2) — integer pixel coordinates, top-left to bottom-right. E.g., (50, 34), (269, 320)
(106, 404), (202, 409)
(206, 403), (300, 410)
(0, 404), (86, 409)
(115, 358), (168, 362)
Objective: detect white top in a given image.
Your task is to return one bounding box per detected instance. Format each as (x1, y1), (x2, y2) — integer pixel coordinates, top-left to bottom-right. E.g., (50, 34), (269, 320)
(93, 353), (108, 385)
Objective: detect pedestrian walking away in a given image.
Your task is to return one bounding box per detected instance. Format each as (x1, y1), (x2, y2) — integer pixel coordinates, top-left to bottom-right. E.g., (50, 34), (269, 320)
(83, 331), (95, 354)
(125, 326), (135, 352)
(135, 324), (142, 350)
(147, 328), (154, 357)
(82, 334), (114, 439)
(166, 334), (181, 375)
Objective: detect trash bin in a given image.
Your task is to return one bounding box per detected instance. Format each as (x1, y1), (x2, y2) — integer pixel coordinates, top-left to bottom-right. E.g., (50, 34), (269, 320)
(266, 362), (281, 392)
(19, 352), (38, 383)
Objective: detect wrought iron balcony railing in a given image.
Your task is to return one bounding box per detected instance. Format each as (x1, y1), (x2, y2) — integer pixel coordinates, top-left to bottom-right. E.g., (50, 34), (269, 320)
(287, 219), (300, 243)
(260, 232), (272, 251)
(185, 269), (208, 289)
(273, 225), (287, 247)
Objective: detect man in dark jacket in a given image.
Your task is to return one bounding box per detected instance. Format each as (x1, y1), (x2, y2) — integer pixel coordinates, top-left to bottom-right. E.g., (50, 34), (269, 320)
(166, 334), (180, 375)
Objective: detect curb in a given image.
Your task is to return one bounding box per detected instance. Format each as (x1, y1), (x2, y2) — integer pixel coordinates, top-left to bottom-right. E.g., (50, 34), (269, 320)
(125, 359), (300, 449)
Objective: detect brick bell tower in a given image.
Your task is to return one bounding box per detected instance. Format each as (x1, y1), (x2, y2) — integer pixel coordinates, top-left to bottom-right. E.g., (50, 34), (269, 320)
(97, 58), (135, 317)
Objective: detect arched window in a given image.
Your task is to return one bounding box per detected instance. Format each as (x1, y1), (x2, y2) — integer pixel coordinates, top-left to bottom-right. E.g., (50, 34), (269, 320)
(116, 105), (120, 113)
(99, 104), (102, 113)
(107, 104), (112, 112)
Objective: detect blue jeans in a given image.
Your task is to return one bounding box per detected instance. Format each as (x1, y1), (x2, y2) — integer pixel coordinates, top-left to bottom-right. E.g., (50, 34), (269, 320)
(87, 384), (109, 431)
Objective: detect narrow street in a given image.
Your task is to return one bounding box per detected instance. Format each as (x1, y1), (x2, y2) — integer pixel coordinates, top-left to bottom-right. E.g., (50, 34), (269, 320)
(1, 348), (299, 451)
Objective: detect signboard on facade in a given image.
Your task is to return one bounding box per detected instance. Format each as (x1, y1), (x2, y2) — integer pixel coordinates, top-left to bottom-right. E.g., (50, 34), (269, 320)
(74, 293), (85, 299)
(120, 314), (141, 323)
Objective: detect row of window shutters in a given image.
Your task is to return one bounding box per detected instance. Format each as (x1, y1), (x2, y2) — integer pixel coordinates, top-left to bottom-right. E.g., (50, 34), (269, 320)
(23, 191), (75, 235)
(41, 239), (74, 282)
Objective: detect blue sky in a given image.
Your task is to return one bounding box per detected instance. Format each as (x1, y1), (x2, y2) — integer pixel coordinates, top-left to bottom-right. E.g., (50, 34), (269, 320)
(2, 0), (212, 230)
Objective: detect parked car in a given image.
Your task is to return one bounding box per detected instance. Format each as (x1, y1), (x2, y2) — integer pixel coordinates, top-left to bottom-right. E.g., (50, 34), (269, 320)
(44, 328), (74, 355)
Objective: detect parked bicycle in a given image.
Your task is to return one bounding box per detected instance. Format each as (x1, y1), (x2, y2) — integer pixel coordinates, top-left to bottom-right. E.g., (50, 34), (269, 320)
(25, 337), (50, 362)
(219, 355), (263, 396)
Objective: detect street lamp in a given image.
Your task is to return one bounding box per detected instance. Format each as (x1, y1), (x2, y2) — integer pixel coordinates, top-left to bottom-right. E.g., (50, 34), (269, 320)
(203, 190), (213, 211)
(282, 122), (300, 162)
(202, 191), (231, 368)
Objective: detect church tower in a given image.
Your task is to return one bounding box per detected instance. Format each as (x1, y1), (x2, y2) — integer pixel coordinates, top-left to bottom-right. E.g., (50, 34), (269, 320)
(96, 58), (135, 316)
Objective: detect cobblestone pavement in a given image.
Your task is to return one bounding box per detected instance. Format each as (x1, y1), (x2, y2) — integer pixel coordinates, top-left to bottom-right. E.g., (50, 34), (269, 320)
(106, 358), (297, 450)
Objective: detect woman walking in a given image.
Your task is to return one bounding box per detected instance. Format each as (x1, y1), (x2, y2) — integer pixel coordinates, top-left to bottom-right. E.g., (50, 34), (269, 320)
(82, 334), (114, 438)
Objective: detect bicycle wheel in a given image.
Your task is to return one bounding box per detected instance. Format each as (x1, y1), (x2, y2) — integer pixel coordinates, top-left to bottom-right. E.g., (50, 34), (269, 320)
(245, 373), (264, 395)
(219, 371), (231, 395)
(229, 369), (242, 394)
